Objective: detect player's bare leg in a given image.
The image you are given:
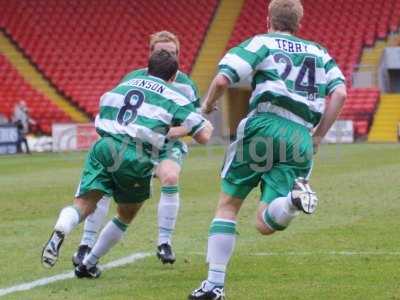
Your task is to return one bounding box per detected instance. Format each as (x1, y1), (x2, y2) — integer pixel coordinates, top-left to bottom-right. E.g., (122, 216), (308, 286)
(41, 190), (104, 268)
(155, 159), (181, 264)
(256, 179), (318, 235)
(189, 193), (243, 300)
(256, 198), (299, 235)
(75, 202), (143, 278)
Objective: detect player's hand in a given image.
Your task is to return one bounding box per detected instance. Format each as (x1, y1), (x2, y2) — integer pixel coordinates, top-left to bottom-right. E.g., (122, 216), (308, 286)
(312, 136), (322, 154)
(201, 101), (218, 115)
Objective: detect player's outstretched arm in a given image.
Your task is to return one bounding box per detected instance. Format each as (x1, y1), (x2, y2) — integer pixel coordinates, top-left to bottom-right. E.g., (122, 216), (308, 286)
(201, 74), (230, 114)
(313, 85), (347, 151)
(167, 118), (214, 140)
(192, 120), (214, 145)
(167, 126), (191, 139)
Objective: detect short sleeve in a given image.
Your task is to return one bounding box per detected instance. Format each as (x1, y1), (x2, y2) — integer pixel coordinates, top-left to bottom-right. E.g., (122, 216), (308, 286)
(218, 37), (268, 84)
(172, 107), (205, 136)
(323, 53), (345, 95)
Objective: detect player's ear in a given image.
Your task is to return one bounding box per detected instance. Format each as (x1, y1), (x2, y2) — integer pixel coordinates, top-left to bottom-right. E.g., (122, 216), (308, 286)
(266, 16), (273, 32)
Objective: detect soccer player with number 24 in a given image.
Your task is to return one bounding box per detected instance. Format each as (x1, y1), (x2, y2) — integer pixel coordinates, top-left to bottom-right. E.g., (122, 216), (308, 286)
(189, 0), (347, 299)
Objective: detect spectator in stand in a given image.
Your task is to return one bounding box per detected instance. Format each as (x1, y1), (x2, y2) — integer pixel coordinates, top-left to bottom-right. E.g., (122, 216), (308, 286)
(12, 100), (36, 154)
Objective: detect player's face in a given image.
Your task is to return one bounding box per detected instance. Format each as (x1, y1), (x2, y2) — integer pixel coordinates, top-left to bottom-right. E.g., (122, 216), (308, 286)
(152, 42), (178, 57)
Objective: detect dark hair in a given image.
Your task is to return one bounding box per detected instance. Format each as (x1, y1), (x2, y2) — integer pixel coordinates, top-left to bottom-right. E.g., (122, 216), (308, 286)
(148, 49), (178, 81)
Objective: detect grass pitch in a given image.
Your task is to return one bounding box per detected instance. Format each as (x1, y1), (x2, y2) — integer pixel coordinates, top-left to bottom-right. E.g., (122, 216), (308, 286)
(0, 143), (399, 299)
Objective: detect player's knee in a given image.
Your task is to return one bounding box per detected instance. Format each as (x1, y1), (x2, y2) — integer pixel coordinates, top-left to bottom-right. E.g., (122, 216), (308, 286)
(117, 210), (136, 224)
(215, 208), (237, 221)
(81, 205), (97, 219)
(74, 190), (105, 218)
(214, 193), (242, 220)
(256, 219), (275, 235)
(160, 172), (179, 186)
(74, 198), (97, 219)
(156, 160), (181, 186)
(117, 203), (142, 224)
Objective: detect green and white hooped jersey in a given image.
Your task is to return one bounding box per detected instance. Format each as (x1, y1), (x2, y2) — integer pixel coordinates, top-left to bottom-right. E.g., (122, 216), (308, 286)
(219, 32), (345, 129)
(95, 74), (205, 150)
(122, 68), (200, 112)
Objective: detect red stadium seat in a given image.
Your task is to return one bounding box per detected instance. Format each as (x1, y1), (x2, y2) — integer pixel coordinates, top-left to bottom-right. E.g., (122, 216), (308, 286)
(0, 0), (219, 119)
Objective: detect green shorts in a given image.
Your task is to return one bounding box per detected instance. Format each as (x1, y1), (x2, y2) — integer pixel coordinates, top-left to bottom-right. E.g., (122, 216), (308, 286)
(158, 139), (188, 166)
(75, 137), (154, 203)
(221, 113), (313, 204)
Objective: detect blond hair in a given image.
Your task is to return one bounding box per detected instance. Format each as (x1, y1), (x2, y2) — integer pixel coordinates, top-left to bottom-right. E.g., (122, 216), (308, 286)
(149, 31), (180, 54)
(268, 0), (304, 33)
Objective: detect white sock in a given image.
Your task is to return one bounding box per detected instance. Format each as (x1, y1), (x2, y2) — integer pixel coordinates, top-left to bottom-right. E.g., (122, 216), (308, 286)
(83, 217), (128, 268)
(54, 206), (81, 235)
(80, 196), (111, 248)
(206, 218), (237, 288)
(263, 195), (299, 231)
(158, 185), (179, 246)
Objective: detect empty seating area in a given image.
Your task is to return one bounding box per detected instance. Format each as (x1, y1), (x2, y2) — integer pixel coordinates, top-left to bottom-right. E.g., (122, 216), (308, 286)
(0, 0), (397, 138)
(0, 0), (218, 118)
(339, 88), (380, 137)
(0, 54), (71, 134)
(228, 0), (400, 137)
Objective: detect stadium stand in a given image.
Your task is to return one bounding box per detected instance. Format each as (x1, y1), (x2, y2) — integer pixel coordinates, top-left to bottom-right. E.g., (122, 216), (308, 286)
(0, 0), (397, 137)
(0, 54), (71, 134)
(228, 0), (400, 137)
(340, 88), (380, 137)
(0, 0), (218, 118)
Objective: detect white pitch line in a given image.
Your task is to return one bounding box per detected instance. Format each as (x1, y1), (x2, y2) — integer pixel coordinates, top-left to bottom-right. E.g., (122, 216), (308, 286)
(186, 251), (400, 257)
(253, 251), (400, 256)
(0, 252), (151, 298)
(2, 250), (398, 297)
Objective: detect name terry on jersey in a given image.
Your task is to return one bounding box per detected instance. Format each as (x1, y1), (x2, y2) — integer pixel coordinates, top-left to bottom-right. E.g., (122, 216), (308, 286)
(275, 38), (308, 53)
(121, 79), (166, 95)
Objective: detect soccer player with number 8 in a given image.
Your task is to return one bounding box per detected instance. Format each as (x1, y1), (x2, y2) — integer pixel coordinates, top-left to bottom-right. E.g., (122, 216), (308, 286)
(41, 50), (213, 278)
(71, 31), (202, 267)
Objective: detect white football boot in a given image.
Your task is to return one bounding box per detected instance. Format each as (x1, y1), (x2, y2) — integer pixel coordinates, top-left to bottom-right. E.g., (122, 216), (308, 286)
(291, 177), (318, 214)
(41, 230), (65, 268)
